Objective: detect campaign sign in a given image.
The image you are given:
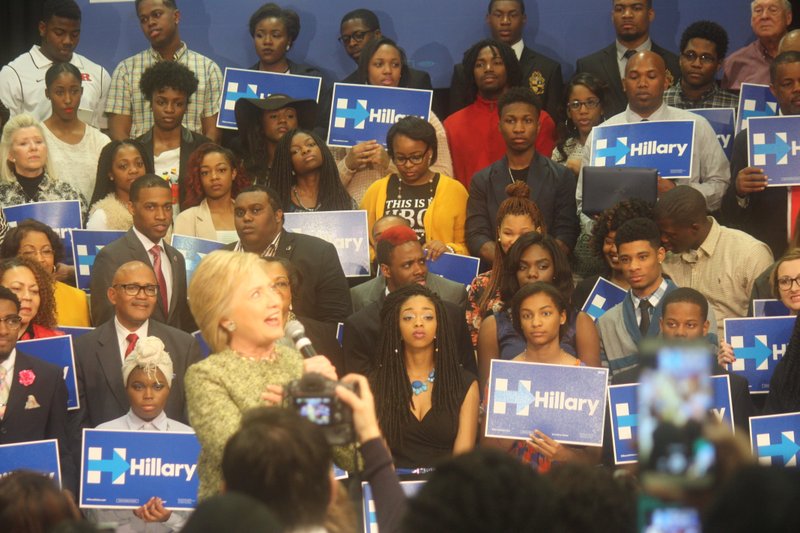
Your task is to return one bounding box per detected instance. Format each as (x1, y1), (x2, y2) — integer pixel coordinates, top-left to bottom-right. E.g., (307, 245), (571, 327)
(749, 412), (800, 468)
(216, 67), (322, 130)
(327, 83), (432, 148)
(80, 429), (200, 510)
(362, 480), (425, 533)
(486, 360), (608, 446)
(18, 336), (79, 410)
(336, 322), (344, 347)
(70, 229), (126, 290)
(590, 120), (695, 179)
(0, 440), (61, 488)
(747, 116), (800, 187)
(191, 330), (211, 359)
(724, 316), (794, 393)
(689, 108), (735, 159)
(736, 83), (778, 133)
(4, 201), (83, 265)
(170, 235), (226, 283)
(59, 326), (94, 339)
(753, 299), (792, 317)
(427, 253), (479, 287)
(581, 277), (627, 322)
(283, 210), (370, 277)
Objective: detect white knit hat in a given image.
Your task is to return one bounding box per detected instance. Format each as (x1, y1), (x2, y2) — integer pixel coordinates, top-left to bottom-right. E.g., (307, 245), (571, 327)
(121, 336), (174, 387)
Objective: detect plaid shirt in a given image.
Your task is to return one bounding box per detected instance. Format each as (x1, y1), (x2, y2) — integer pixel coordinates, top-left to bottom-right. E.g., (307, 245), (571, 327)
(105, 42), (223, 138)
(630, 278), (669, 328)
(663, 83), (738, 111)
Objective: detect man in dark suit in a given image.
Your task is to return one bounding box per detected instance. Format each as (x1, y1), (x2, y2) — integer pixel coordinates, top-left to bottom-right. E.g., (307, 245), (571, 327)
(90, 174), (194, 332)
(448, 0), (564, 120)
(0, 286), (76, 492)
(226, 185), (352, 324)
(575, 0), (679, 117)
(76, 261), (201, 430)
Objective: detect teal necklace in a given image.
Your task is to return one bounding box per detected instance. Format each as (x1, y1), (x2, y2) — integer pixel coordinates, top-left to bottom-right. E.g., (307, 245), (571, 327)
(411, 369), (436, 396)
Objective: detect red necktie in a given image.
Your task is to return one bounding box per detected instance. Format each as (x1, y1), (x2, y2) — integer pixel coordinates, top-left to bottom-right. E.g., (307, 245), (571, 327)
(150, 245), (169, 316)
(124, 333), (139, 358)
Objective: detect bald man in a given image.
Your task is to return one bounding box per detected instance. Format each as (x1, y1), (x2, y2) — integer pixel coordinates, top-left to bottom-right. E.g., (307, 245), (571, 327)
(576, 51), (730, 236)
(779, 29), (800, 53)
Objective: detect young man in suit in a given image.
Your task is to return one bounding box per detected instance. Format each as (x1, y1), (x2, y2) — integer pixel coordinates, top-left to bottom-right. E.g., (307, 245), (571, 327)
(90, 174), (194, 332)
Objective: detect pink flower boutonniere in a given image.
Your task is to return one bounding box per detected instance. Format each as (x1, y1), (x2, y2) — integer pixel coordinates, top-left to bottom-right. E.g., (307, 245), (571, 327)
(18, 369), (36, 387)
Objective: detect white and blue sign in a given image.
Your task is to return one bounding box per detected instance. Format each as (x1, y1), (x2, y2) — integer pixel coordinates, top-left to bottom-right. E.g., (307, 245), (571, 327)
(284, 210), (370, 277)
(0, 439), (61, 488)
(170, 235), (226, 283)
(750, 412), (800, 468)
(724, 316), (794, 393)
(191, 330), (211, 359)
(4, 201), (83, 265)
(70, 229), (126, 290)
(18, 336), (79, 411)
(736, 83), (778, 133)
(753, 299), (792, 317)
(362, 480), (425, 533)
(486, 360), (608, 446)
(581, 277), (627, 322)
(59, 326), (94, 339)
(747, 116), (800, 187)
(327, 83), (432, 148)
(427, 253), (479, 287)
(590, 120), (695, 179)
(80, 429), (200, 510)
(689, 108), (735, 159)
(217, 67), (322, 130)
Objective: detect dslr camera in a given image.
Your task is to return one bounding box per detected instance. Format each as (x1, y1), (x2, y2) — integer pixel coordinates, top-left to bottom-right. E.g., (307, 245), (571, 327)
(286, 373), (358, 446)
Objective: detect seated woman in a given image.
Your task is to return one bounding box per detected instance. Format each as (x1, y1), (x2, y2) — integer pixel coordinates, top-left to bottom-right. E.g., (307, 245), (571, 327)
(88, 336), (191, 531)
(0, 114), (88, 220)
(334, 37), (453, 204)
(371, 284), (479, 471)
(41, 63), (110, 202)
(466, 182), (545, 346)
(478, 232), (600, 389)
(247, 3), (324, 77)
(0, 256), (62, 340)
(174, 143), (249, 243)
(361, 116), (468, 261)
(551, 73), (607, 176)
(482, 282), (601, 471)
(0, 220), (90, 327)
(185, 250), (338, 500)
(87, 139), (153, 230)
(270, 129), (356, 212)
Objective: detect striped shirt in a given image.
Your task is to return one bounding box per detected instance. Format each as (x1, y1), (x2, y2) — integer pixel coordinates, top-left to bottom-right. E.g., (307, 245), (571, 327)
(663, 84), (739, 111)
(105, 42), (223, 138)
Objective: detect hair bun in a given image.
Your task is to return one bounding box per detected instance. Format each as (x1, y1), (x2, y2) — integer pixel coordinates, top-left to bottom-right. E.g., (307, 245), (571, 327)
(505, 181), (531, 198)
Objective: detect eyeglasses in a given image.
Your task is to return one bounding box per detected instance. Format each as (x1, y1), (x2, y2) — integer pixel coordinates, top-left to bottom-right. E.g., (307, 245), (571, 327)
(114, 283), (159, 296)
(338, 30), (375, 45)
(566, 98), (601, 111)
(393, 153), (427, 166)
(0, 315), (22, 329)
(681, 51), (717, 65)
(20, 247), (55, 260)
(777, 276), (800, 291)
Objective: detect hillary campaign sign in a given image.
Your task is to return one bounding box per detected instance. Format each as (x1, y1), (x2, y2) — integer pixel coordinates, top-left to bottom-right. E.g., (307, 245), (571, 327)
(486, 360), (608, 446)
(753, 299), (792, 317)
(581, 277), (627, 322)
(590, 120), (695, 179)
(362, 480), (425, 533)
(689, 108), (735, 160)
(0, 440), (61, 488)
(80, 429), (200, 510)
(170, 235), (225, 283)
(747, 116), (800, 187)
(427, 253), (479, 287)
(4, 201), (83, 264)
(327, 83), (432, 148)
(59, 326), (93, 339)
(18, 336), (79, 411)
(736, 83), (778, 133)
(750, 412), (800, 468)
(216, 68), (322, 130)
(283, 210), (370, 277)
(70, 230), (126, 290)
(724, 316), (794, 393)
(192, 330), (212, 359)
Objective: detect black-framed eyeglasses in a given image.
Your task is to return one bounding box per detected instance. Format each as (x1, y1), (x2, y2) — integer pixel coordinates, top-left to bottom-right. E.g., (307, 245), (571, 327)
(393, 153), (427, 166)
(338, 30), (375, 45)
(681, 51), (717, 65)
(777, 276), (800, 291)
(114, 283), (159, 296)
(567, 98), (601, 111)
(0, 315), (22, 329)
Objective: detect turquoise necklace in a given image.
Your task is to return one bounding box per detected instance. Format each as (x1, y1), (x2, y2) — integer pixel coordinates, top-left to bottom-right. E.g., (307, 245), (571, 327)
(411, 369), (436, 396)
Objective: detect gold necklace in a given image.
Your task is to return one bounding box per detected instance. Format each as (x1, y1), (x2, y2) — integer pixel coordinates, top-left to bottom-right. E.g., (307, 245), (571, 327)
(396, 173), (436, 200)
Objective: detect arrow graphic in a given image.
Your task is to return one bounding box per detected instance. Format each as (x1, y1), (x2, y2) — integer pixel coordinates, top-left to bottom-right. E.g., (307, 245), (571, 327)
(495, 387), (535, 410)
(742, 108), (776, 119)
(337, 101), (369, 127)
(758, 434), (800, 464)
(227, 86), (259, 101)
(88, 450), (130, 481)
(617, 414), (638, 428)
(753, 135), (791, 161)
(734, 339), (772, 367)
(596, 141), (630, 163)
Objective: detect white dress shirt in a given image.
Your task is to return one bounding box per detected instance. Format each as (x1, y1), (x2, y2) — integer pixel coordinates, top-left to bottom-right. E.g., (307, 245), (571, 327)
(132, 227), (174, 308)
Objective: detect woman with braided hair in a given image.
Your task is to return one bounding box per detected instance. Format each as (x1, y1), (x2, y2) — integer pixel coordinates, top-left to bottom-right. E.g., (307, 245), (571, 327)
(371, 284), (479, 470)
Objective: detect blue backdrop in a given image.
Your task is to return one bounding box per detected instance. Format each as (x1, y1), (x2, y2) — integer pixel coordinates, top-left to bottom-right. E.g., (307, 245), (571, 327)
(77, 0), (753, 89)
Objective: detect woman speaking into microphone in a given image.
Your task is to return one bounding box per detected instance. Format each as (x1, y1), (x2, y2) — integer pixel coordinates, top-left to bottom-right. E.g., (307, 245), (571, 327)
(184, 250), (337, 500)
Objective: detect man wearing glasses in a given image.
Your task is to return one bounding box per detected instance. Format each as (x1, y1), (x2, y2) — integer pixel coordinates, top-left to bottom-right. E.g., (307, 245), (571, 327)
(74, 260), (201, 431)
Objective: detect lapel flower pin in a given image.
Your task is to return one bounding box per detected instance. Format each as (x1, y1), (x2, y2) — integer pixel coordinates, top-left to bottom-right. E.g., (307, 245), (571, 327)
(25, 395), (41, 409)
(18, 369), (36, 387)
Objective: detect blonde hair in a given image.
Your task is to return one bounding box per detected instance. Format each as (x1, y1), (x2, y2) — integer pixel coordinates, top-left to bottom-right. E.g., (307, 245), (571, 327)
(189, 250), (273, 353)
(770, 247), (800, 298)
(0, 114), (58, 183)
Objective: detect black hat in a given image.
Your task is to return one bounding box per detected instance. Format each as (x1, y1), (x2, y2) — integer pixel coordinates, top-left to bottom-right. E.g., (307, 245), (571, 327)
(234, 94), (317, 134)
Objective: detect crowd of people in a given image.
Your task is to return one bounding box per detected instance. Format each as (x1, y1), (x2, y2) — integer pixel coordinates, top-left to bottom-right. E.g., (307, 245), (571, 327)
(2, 0), (800, 531)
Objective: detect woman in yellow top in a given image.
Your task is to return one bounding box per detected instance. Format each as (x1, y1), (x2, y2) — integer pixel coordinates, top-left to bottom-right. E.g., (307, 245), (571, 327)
(361, 116), (468, 261)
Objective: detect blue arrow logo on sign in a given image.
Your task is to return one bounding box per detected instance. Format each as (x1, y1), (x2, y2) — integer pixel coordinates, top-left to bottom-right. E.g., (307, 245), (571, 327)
(758, 434), (800, 464)
(617, 414), (638, 428)
(88, 450), (130, 482)
(495, 387), (535, 410)
(227, 86), (259, 101)
(753, 135), (791, 161)
(734, 338), (772, 367)
(336, 101), (369, 128)
(596, 139), (630, 164)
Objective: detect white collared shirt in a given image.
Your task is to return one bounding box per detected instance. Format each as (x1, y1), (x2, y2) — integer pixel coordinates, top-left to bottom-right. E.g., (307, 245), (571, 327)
(0, 349), (17, 398)
(132, 226), (174, 308)
(511, 39), (525, 61)
(615, 38), (652, 79)
(113, 317), (149, 364)
(97, 409), (193, 433)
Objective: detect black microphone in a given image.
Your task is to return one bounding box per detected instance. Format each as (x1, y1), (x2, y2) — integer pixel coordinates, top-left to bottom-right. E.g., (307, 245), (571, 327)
(285, 320), (317, 359)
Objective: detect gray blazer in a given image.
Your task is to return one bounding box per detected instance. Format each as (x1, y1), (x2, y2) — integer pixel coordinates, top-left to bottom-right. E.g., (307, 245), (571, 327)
(350, 273), (467, 314)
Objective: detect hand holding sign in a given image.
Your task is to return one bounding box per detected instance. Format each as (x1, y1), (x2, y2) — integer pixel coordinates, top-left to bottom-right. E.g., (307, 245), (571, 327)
(735, 167), (769, 196)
